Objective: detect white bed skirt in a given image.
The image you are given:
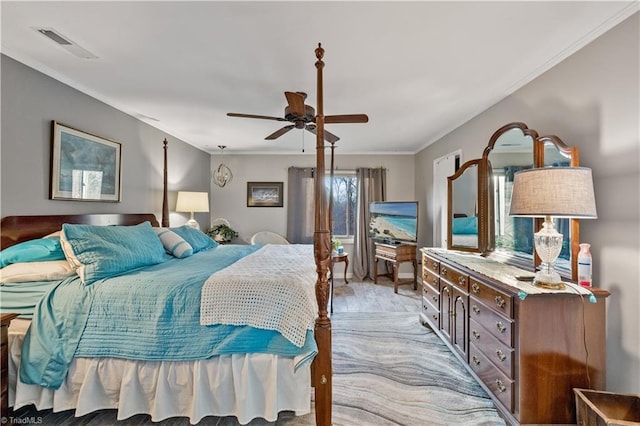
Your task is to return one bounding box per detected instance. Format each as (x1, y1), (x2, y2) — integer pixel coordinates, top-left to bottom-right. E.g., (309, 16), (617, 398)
(8, 321), (311, 425)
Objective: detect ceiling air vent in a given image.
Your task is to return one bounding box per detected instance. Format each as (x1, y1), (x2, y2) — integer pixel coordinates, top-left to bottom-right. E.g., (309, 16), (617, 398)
(33, 27), (98, 59)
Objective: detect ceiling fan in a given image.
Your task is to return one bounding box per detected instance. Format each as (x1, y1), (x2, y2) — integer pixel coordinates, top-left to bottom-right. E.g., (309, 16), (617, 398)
(227, 91), (368, 143)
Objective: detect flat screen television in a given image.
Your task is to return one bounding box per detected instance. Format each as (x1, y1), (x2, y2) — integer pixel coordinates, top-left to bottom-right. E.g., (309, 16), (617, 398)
(368, 201), (419, 244)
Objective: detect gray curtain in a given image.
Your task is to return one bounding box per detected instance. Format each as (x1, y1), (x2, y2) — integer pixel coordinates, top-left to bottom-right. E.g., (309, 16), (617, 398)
(286, 167), (315, 244)
(352, 167), (386, 280)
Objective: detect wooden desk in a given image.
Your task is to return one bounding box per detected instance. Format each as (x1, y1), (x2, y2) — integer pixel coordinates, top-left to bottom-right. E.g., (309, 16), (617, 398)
(373, 243), (417, 293)
(1, 313), (18, 416)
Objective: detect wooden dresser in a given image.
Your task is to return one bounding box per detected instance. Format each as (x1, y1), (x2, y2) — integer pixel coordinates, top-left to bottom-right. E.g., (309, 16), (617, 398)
(420, 248), (609, 425)
(1, 313), (18, 417)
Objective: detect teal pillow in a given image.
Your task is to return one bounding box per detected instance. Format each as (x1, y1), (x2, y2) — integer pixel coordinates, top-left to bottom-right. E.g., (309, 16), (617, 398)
(0, 237), (65, 268)
(452, 216), (478, 235)
(153, 227), (193, 258)
(170, 226), (218, 253)
(61, 221), (168, 285)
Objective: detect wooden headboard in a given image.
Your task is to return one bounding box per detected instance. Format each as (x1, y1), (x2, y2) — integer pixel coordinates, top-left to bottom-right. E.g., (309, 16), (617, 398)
(0, 213), (159, 250)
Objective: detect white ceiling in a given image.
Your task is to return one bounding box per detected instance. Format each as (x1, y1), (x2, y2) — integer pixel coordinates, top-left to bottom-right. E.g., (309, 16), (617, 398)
(2, 1), (637, 155)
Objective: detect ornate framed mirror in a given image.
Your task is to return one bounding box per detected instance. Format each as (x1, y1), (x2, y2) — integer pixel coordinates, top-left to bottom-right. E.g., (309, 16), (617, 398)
(482, 122), (538, 268)
(447, 122), (581, 280)
(447, 159), (481, 252)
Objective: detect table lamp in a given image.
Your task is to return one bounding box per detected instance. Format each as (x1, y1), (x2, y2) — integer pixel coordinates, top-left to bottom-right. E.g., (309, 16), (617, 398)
(509, 167), (597, 289)
(176, 191), (209, 229)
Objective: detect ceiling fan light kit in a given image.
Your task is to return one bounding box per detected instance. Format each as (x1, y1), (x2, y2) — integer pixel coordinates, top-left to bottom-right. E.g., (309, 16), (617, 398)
(213, 145), (233, 188)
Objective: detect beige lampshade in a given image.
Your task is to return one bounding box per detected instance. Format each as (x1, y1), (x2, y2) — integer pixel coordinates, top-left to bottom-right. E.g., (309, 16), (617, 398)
(175, 191), (209, 213)
(509, 167), (597, 219)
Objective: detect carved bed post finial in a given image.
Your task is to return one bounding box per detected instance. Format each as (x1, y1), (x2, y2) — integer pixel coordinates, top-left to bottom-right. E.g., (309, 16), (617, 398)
(162, 138), (169, 227)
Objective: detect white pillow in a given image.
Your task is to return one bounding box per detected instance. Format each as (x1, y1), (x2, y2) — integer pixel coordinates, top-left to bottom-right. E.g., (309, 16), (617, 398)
(0, 260), (76, 283)
(153, 227), (193, 258)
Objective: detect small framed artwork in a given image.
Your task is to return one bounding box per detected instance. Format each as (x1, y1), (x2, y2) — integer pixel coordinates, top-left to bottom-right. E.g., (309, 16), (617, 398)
(50, 121), (122, 202)
(247, 181), (283, 207)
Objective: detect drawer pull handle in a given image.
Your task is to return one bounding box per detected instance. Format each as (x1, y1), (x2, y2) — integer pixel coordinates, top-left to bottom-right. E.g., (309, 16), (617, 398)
(471, 283), (480, 293)
(472, 356), (480, 366)
(423, 304), (428, 311)
(458, 276), (466, 286)
(432, 295), (438, 303)
(496, 379), (507, 393)
(472, 305), (480, 315)
(443, 287), (450, 294)
(423, 287), (428, 294)
(472, 330), (480, 340)
(432, 261), (438, 270)
(496, 350), (507, 362)
(441, 267), (448, 276)
(432, 314), (438, 321)
(496, 322), (506, 333)
(495, 296), (506, 308)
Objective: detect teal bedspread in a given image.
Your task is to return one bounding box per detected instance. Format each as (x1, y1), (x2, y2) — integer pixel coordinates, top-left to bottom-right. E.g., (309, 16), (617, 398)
(19, 245), (318, 389)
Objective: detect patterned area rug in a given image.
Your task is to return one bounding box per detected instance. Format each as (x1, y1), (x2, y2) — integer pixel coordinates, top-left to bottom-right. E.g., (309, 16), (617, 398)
(304, 312), (506, 426)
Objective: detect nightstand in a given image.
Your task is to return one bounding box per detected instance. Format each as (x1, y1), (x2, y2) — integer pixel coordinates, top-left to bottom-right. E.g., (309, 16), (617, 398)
(1, 313), (18, 416)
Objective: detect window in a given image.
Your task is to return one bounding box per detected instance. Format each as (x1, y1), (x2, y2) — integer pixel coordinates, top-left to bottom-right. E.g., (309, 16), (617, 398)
(327, 172), (357, 239)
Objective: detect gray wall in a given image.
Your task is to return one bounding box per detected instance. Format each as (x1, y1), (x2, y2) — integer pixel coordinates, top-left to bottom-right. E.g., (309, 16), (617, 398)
(1, 55), (211, 226)
(416, 13), (639, 394)
(209, 152), (416, 278)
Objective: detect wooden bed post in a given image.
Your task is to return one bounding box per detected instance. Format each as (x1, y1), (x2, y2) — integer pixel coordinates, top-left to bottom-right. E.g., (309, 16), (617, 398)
(312, 42), (332, 426)
(161, 138), (170, 227)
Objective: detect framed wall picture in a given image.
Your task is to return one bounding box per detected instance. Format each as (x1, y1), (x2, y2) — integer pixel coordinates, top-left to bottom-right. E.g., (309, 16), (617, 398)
(50, 121), (122, 202)
(247, 181), (283, 207)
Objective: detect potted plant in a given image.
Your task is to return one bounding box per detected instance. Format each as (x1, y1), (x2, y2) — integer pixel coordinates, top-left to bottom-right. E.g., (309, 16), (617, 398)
(206, 224), (238, 242)
(332, 237), (342, 254)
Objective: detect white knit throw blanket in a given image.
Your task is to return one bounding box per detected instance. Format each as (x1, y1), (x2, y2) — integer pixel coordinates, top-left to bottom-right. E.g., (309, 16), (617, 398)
(200, 244), (318, 348)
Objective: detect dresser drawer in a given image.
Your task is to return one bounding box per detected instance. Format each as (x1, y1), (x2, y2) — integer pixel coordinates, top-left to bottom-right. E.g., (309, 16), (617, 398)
(422, 253), (440, 275)
(440, 263), (468, 292)
(422, 282), (440, 310)
(421, 297), (440, 328)
(470, 278), (513, 318)
(422, 269), (440, 291)
(470, 298), (513, 347)
(469, 317), (514, 378)
(469, 343), (514, 412)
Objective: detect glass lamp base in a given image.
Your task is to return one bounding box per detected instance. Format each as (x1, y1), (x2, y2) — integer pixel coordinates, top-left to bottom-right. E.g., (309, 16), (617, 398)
(533, 217), (565, 290)
(533, 269), (564, 290)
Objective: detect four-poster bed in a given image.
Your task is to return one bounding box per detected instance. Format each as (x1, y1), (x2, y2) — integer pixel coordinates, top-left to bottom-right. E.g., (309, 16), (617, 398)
(0, 43), (362, 425)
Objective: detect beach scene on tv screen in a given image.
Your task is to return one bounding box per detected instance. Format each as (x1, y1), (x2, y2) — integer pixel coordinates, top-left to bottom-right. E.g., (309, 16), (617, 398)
(369, 202), (417, 242)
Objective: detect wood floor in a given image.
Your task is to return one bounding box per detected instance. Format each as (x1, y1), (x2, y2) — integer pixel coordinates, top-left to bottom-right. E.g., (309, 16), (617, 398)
(8, 275), (422, 425)
(331, 275), (422, 314)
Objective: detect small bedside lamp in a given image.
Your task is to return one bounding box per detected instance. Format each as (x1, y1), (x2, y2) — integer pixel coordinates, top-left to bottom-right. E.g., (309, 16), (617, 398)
(509, 167), (597, 289)
(176, 191), (209, 229)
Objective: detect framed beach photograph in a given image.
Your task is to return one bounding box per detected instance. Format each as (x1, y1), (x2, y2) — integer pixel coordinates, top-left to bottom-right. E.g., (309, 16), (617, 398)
(247, 181), (283, 207)
(50, 121), (122, 202)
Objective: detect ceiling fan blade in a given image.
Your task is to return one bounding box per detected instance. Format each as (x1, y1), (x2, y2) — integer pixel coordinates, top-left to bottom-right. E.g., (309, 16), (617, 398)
(323, 114), (369, 124)
(265, 125), (295, 140)
(227, 112), (287, 122)
(306, 124), (340, 143)
(284, 92), (306, 116)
